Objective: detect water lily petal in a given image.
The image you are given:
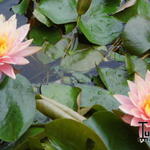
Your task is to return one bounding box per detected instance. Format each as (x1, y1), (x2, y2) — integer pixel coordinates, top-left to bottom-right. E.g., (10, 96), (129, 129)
(122, 115), (133, 124)
(2, 57), (29, 65)
(0, 64), (15, 79)
(131, 117), (143, 126)
(114, 94), (132, 105)
(135, 74), (149, 101)
(14, 46), (41, 57)
(16, 24), (30, 43)
(119, 104), (134, 115)
(9, 39), (33, 55)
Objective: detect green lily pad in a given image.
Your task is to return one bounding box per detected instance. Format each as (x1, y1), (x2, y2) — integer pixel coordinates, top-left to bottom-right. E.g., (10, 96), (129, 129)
(61, 46), (104, 72)
(41, 83), (81, 110)
(36, 38), (70, 64)
(0, 75), (35, 141)
(78, 0), (123, 45)
(97, 66), (129, 95)
(12, 0), (30, 15)
(77, 84), (119, 111)
(33, 7), (53, 27)
(45, 119), (107, 150)
(125, 55), (148, 77)
(39, 0), (77, 24)
(122, 16), (150, 56)
(11, 127), (45, 150)
(28, 25), (62, 46)
(84, 110), (149, 150)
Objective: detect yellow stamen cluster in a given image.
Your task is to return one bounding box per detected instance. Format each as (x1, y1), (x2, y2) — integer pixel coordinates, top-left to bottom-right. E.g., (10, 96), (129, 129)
(0, 35), (8, 56)
(143, 96), (150, 117)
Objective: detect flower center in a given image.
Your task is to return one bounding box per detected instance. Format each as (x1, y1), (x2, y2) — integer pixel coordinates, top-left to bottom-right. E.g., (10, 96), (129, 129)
(0, 36), (8, 56)
(143, 95), (150, 117)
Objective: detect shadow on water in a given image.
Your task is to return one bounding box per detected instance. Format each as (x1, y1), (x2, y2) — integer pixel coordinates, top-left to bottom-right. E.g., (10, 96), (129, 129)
(0, 0), (123, 84)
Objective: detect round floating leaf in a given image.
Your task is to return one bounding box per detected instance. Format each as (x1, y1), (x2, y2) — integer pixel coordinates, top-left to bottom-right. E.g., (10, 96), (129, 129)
(97, 66), (129, 95)
(84, 111), (149, 150)
(122, 16), (150, 56)
(77, 84), (119, 111)
(61, 47), (104, 72)
(45, 119), (107, 150)
(41, 83), (81, 110)
(0, 75), (35, 141)
(39, 0), (77, 24)
(78, 0), (123, 45)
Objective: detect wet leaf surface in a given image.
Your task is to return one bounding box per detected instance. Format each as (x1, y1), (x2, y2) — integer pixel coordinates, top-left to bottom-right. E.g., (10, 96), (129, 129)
(39, 0), (77, 24)
(0, 75), (35, 141)
(122, 16), (150, 55)
(84, 110), (149, 150)
(78, 0), (123, 45)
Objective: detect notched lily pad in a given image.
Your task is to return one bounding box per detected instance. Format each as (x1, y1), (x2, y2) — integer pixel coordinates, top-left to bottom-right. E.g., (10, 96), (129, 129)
(78, 0), (123, 45)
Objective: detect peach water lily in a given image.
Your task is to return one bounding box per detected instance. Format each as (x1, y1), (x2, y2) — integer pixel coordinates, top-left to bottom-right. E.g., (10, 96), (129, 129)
(114, 71), (150, 136)
(0, 14), (41, 79)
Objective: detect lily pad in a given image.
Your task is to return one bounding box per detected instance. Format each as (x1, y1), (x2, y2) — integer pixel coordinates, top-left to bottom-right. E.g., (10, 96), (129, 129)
(36, 38), (70, 64)
(28, 26), (62, 46)
(77, 84), (119, 111)
(0, 75), (35, 141)
(39, 0), (77, 24)
(41, 83), (81, 110)
(122, 16), (150, 56)
(12, 0), (31, 15)
(97, 66), (129, 95)
(78, 0), (123, 45)
(125, 55), (148, 77)
(61, 47), (104, 72)
(45, 119), (107, 150)
(33, 7), (53, 27)
(84, 110), (149, 150)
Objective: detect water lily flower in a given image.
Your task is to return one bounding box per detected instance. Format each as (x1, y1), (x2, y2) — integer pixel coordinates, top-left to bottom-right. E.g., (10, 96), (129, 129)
(114, 71), (150, 137)
(0, 14), (41, 79)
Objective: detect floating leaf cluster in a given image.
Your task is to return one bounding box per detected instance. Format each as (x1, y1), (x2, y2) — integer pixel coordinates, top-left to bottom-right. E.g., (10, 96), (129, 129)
(0, 0), (150, 149)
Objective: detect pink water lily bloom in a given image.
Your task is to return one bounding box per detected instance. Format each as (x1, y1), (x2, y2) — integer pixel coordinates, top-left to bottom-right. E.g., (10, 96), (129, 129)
(0, 14), (41, 79)
(114, 71), (150, 137)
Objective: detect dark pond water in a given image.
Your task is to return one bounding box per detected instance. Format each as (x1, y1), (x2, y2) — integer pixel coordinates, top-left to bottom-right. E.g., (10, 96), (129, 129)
(0, 0), (122, 84)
